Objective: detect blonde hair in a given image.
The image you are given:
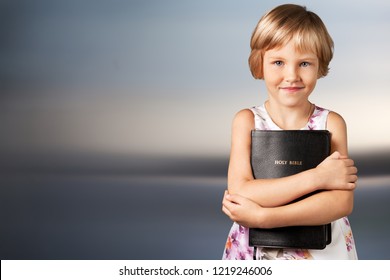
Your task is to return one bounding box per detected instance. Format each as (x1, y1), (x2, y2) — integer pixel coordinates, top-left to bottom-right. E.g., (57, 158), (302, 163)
(249, 4), (334, 79)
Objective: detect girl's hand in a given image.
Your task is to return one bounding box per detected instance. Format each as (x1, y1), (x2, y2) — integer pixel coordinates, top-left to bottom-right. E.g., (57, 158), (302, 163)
(315, 151), (358, 191)
(222, 191), (269, 228)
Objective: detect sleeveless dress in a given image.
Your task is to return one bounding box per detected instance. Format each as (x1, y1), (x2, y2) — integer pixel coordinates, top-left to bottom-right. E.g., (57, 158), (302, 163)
(222, 104), (358, 260)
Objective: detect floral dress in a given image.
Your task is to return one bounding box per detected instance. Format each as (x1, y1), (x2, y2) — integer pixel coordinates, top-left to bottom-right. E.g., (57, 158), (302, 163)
(222, 104), (358, 260)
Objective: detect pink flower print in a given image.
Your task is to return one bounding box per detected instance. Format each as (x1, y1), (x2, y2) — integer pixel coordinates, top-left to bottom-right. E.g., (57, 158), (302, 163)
(224, 236), (232, 257)
(349, 243), (354, 251)
(227, 230), (240, 249)
(307, 106), (324, 130)
(239, 251), (248, 260)
(344, 230), (354, 252)
(343, 217), (350, 227)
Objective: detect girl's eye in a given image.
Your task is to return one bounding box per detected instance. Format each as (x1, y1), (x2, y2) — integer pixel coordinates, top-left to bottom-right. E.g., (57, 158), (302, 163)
(274, 61), (284, 66)
(300, 62), (310, 67)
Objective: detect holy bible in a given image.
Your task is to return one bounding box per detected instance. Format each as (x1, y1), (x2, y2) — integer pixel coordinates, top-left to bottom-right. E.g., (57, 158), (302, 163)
(249, 130), (332, 249)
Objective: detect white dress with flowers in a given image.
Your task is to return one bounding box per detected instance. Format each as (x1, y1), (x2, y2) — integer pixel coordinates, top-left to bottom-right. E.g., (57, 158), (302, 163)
(222, 104), (358, 260)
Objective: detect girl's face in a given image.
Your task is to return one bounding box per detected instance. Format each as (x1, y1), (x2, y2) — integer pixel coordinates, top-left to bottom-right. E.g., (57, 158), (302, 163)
(262, 40), (319, 108)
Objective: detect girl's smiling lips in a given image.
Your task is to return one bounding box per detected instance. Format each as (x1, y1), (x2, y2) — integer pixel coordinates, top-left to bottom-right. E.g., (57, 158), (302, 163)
(279, 86), (305, 93)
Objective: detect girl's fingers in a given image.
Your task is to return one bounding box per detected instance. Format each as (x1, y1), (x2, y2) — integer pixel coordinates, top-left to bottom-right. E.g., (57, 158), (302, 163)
(347, 182), (356, 190)
(222, 205), (231, 217)
(222, 195), (235, 209)
(225, 193), (246, 205)
(329, 151), (341, 159)
(348, 175), (358, 183)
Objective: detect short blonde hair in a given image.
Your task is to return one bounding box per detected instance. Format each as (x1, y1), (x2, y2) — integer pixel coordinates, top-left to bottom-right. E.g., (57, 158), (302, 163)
(249, 4), (334, 79)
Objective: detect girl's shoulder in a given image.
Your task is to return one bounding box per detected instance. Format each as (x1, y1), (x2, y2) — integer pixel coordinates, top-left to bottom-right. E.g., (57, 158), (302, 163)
(326, 110), (349, 155)
(326, 110), (347, 132)
(309, 105), (344, 131)
(234, 105), (266, 118)
(234, 108), (255, 119)
(313, 105), (344, 125)
(232, 108), (255, 130)
(233, 105), (271, 131)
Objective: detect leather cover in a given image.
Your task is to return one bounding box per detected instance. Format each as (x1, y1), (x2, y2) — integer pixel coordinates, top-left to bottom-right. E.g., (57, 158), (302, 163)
(249, 130), (332, 249)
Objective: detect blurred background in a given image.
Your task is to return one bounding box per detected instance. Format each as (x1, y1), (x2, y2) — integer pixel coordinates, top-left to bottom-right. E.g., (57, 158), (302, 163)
(1, 0), (389, 259)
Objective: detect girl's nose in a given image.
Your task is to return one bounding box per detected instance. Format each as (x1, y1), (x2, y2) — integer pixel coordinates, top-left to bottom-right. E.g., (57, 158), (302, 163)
(285, 66), (301, 83)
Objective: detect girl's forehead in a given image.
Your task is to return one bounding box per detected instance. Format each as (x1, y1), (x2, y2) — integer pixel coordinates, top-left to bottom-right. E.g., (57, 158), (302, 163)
(265, 41), (318, 58)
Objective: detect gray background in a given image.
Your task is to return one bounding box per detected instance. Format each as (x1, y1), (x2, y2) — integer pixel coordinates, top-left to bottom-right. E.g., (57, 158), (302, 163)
(1, 0), (389, 259)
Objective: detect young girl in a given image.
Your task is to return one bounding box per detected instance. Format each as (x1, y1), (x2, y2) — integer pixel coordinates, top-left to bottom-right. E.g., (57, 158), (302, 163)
(222, 4), (358, 260)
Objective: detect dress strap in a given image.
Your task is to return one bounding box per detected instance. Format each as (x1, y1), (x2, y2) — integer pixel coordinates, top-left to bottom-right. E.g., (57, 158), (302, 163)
(249, 105), (272, 131)
(308, 106), (330, 130)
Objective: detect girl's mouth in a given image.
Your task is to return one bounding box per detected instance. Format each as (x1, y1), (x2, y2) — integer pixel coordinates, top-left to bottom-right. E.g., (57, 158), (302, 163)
(280, 86), (304, 93)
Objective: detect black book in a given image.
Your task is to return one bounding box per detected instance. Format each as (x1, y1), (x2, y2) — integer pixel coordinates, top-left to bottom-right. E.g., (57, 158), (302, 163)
(249, 130), (332, 249)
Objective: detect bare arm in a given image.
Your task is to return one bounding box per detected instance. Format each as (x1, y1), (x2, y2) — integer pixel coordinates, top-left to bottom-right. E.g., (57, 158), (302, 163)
(227, 109), (356, 208)
(223, 110), (357, 228)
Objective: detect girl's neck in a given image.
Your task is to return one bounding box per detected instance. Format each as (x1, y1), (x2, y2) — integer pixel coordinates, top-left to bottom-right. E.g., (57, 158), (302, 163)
(265, 100), (314, 130)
